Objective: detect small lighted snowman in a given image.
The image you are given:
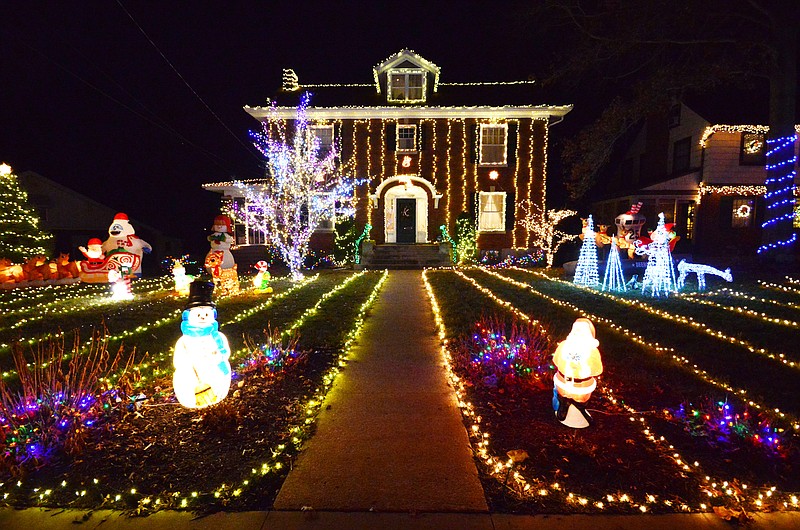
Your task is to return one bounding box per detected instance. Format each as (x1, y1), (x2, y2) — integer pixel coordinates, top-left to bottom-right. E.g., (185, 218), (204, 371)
(172, 281), (231, 409)
(172, 259), (193, 295)
(552, 318), (603, 428)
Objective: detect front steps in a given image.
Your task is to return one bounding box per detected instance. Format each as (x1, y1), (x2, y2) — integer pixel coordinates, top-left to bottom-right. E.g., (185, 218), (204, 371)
(361, 244), (452, 269)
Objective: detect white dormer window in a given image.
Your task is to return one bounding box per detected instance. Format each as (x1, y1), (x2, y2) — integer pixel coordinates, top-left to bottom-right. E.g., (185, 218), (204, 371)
(387, 69), (426, 103)
(396, 124), (417, 151)
(479, 123), (508, 166)
(309, 125), (334, 158)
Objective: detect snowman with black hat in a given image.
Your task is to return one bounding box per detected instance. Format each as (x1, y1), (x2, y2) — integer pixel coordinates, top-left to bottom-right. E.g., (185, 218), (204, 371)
(172, 280), (231, 408)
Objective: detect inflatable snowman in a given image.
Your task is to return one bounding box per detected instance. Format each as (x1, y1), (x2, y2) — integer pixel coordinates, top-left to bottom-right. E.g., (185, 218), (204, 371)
(172, 280), (231, 409)
(552, 318), (603, 428)
(252, 260), (272, 293)
(102, 213), (152, 277)
(205, 215), (238, 295)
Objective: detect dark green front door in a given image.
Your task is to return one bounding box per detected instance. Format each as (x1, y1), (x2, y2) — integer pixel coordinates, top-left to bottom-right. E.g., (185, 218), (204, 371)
(396, 198), (416, 243)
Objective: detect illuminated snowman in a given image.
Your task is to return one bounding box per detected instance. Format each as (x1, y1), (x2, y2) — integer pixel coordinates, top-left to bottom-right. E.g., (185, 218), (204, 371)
(552, 318), (603, 428)
(172, 281), (231, 409)
(172, 259), (193, 295)
(102, 212), (152, 277)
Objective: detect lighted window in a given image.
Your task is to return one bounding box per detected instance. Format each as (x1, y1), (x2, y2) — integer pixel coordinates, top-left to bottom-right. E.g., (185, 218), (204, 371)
(478, 192), (507, 232)
(793, 204), (800, 229)
(740, 133), (766, 166)
(479, 124), (508, 166)
(387, 70), (425, 102)
(309, 125), (334, 158)
(396, 124), (417, 151)
(731, 198), (754, 228)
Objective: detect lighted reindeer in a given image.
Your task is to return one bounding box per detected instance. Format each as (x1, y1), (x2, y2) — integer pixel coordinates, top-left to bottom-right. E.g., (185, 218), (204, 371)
(676, 260), (733, 291)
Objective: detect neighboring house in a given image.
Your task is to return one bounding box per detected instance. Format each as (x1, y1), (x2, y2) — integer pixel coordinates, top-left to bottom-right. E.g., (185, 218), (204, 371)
(593, 102), (800, 255)
(204, 49), (572, 257)
(18, 170), (183, 271)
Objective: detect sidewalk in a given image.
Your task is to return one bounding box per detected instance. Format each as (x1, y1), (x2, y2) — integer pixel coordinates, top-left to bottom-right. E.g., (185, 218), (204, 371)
(273, 270), (487, 512)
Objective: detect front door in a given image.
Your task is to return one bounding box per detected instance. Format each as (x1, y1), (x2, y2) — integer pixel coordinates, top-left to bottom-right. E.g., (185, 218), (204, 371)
(396, 198), (416, 243)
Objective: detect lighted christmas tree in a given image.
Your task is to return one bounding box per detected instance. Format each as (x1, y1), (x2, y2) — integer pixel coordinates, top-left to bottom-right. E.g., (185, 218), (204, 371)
(573, 215), (600, 287)
(237, 93), (357, 280)
(0, 163), (53, 262)
(637, 212), (677, 297)
(601, 236), (626, 292)
(455, 214), (477, 264)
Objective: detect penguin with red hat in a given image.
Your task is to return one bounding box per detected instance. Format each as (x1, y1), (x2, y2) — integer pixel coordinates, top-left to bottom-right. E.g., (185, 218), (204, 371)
(101, 213), (152, 276)
(252, 260), (272, 293)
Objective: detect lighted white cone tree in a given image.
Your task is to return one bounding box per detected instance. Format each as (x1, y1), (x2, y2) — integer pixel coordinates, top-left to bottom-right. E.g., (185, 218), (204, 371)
(237, 93), (357, 280)
(602, 236), (627, 292)
(573, 215), (600, 287)
(636, 212), (677, 297)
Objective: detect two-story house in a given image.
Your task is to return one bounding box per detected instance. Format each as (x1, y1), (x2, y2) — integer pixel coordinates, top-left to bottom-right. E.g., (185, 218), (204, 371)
(593, 101), (800, 256)
(204, 49), (571, 261)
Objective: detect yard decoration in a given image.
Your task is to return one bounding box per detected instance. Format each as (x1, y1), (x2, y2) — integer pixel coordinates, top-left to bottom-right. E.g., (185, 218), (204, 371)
(78, 238), (105, 265)
(172, 259), (194, 295)
(573, 215), (600, 287)
(108, 268), (133, 300)
(0, 162), (53, 262)
(601, 236), (627, 292)
(205, 215), (239, 295)
(552, 318), (603, 429)
(635, 213), (678, 297)
(172, 280), (231, 409)
(53, 252), (79, 279)
(252, 260), (273, 293)
(676, 260), (733, 291)
(101, 213), (152, 277)
(614, 202), (647, 258)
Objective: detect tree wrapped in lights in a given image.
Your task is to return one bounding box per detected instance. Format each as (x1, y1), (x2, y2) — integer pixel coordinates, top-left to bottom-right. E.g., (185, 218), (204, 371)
(518, 200), (578, 268)
(759, 133), (797, 255)
(238, 93), (357, 280)
(573, 214), (599, 286)
(601, 236), (627, 292)
(0, 163), (53, 262)
(636, 212), (677, 297)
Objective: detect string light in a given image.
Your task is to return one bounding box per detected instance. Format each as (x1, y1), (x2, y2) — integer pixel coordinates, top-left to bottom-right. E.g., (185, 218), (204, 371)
(0, 163), (54, 261)
(698, 183), (767, 196)
(601, 237), (627, 292)
(636, 213), (677, 297)
(758, 134), (798, 254)
(518, 202), (578, 268)
(573, 215), (600, 287)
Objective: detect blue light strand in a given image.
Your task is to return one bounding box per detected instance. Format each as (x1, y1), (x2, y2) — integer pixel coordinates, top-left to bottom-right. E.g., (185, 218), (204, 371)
(758, 135), (797, 254)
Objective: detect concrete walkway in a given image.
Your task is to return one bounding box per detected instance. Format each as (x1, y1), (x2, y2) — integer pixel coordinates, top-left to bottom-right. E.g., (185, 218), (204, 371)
(273, 270), (488, 512)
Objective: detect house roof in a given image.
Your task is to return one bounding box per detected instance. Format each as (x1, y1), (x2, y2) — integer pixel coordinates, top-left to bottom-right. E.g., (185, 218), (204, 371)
(373, 49), (441, 92)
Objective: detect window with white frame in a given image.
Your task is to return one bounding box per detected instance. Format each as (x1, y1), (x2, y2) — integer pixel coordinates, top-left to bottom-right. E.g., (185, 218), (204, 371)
(387, 69), (425, 102)
(396, 124), (417, 151)
(309, 125), (334, 158)
(731, 198), (754, 228)
(478, 191), (507, 232)
(479, 124), (508, 166)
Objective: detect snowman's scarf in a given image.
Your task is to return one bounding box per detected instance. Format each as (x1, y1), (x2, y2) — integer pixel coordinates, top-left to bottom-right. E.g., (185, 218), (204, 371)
(180, 320), (230, 358)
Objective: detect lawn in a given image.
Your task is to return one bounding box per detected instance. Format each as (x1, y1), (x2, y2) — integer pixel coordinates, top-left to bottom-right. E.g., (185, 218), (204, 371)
(0, 270), (388, 512)
(424, 267), (799, 517)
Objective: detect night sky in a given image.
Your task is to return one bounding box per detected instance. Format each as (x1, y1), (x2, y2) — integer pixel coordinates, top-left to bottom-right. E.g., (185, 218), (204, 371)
(2, 2), (770, 255)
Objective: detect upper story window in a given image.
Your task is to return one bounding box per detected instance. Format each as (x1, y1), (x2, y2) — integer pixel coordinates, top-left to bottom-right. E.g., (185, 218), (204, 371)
(478, 191), (507, 232)
(387, 69), (425, 103)
(740, 132), (766, 166)
(396, 124), (417, 152)
(672, 136), (691, 174)
(479, 124), (508, 166)
(731, 198), (754, 228)
(309, 125), (334, 158)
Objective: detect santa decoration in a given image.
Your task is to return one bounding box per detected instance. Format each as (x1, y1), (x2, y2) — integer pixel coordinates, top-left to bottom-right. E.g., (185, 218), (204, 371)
(552, 318), (603, 429)
(205, 215), (238, 295)
(172, 280), (231, 409)
(252, 260), (272, 293)
(78, 238), (105, 266)
(102, 213), (152, 277)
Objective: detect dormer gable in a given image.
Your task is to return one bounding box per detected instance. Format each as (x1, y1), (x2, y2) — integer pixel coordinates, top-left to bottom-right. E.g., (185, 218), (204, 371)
(373, 49), (440, 104)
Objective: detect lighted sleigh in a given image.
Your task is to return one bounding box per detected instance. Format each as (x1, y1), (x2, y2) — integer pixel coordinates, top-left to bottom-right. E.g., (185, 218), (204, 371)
(79, 251), (141, 283)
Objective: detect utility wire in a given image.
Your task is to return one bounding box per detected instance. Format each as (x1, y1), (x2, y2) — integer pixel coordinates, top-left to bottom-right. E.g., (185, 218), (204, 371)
(115, 0), (263, 163)
(5, 32), (261, 179)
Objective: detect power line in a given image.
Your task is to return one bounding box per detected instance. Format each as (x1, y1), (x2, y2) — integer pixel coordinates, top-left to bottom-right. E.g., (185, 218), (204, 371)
(115, 0), (263, 163)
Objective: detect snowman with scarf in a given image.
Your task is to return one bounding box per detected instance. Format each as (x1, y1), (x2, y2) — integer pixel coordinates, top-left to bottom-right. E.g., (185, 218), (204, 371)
(172, 280), (231, 408)
(552, 318), (603, 428)
(102, 212), (152, 277)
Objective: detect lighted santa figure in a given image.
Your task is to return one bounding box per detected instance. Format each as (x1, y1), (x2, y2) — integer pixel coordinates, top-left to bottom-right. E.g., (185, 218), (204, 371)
(102, 213), (152, 276)
(205, 215), (238, 294)
(172, 280), (231, 409)
(552, 318), (603, 429)
(78, 238), (105, 266)
(252, 260), (272, 293)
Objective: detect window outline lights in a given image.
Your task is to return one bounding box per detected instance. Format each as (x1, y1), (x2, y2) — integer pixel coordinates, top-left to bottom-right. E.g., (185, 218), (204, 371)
(309, 124), (334, 158)
(478, 191), (507, 232)
(387, 69), (426, 103)
(396, 123), (418, 152)
(479, 123), (508, 166)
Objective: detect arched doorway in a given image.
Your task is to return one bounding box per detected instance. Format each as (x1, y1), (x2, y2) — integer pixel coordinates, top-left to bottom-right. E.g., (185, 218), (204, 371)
(372, 176), (442, 244)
